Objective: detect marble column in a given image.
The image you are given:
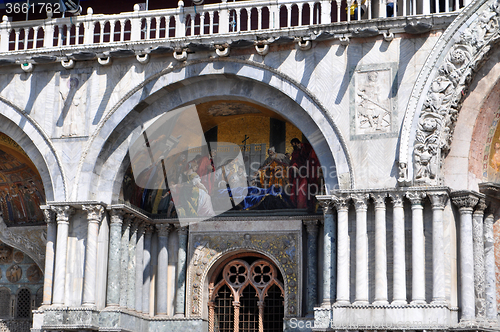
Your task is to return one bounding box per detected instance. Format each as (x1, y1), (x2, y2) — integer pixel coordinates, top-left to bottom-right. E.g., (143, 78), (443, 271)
(82, 204), (105, 307)
(483, 210), (497, 322)
(135, 223), (145, 312)
(388, 192), (406, 305)
(334, 195), (350, 305)
(156, 223), (171, 315)
(119, 215), (132, 307)
(472, 199), (486, 319)
(127, 221), (138, 310)
(305, 220), (319, 314)
(51, 206), (74, 306)
(42, 209), (56, 305)
(428, 191), (448, 305)
(352, 193), (369, 304)
(406, 191), (426, 304)
(142, 224), (153, 315)
(320, 202), (335, 307)
(106, 209), (123, 307)
(174, 226), (188, 317)
(451, 191), (479, 323)
(372, 193), (388, 305)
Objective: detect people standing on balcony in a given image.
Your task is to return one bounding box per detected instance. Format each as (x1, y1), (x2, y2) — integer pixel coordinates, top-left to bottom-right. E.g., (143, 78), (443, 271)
(348, 0), (366, 20)
(387, 0), (396, 16)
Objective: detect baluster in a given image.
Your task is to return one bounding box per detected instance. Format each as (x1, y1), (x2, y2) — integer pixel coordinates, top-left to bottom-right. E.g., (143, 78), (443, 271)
(0, 19), (9, 52)
(209, 12), (214, 34)
(336, 0), (341, 22)
(110, 20), (116, 42)
(14, 29), (20, 51)
(33, 28), (38, 48)
(146, 17), (151, 39)
(402, 0), (407, 17)
(412, 0), (416, 15)
(83, 8), (94, 45)
(131, 5), (141, 40)
(99, 22), (104, 43)
(367, 0), (372, 19)
(347, 0), (353, 21)
(423, 0), (430, 14)
(309, 2), (315, 23)
(445, 0), (450, 12)
(24, 28), (28, 50)
(75, 24), (79, 45)
(455, 0), (459, 11)
(247, 9), (251, 30)
(190, 14), (194, 35)
(258, 7), (262, 29)
(298, 5), (303, 25)
(236, 10), (241, 31)
(155, 16), (160, 38)
(200, 13), (205, 35)
(120, 19), (125, 41)
(287, 5), (292, 27)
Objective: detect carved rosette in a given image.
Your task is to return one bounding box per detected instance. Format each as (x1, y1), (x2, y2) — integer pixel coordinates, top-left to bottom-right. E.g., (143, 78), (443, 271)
(410, 0), (500, 185)
(82, 205), (105, 224)
(187, 232), (301, 318)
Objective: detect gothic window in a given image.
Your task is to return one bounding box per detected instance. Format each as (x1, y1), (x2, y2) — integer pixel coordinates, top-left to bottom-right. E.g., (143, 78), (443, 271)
(209, 258), (284, 332)
(15, 288), (31, 318)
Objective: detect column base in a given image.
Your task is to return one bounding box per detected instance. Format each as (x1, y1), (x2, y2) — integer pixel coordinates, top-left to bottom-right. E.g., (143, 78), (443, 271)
(174, 313), (185, 318)
(391, 300), (407, 305)
(372, 300), (389, 306)
(353, 300), (369, 305)
(320, 301), (332, 308)
(410, 299), (426, 305)
(334, 300), (351, 306)
(430, 299), (448, 306)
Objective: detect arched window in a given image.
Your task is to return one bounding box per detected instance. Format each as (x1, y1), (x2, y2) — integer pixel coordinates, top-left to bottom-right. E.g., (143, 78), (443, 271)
(15, 288), (31, 318)
(209, 258), (284, 332)
(0, 288), (11, 318)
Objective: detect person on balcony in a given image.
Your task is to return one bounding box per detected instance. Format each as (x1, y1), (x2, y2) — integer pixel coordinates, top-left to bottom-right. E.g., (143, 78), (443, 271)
(387, 0), (396, 17)
(348, 0), (366, 20)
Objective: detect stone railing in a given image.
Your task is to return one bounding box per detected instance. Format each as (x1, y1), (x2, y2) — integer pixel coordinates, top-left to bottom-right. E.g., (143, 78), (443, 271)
(0, 0), (467, 55)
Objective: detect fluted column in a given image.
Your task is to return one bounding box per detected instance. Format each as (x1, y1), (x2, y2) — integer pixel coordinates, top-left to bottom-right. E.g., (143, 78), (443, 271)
(107, 209), (124, 307)
(142, 224), (153, 315)
(372, 193), (388, 305)
(473, 199), (486, 319)
(352, 193), (369, 304)
(119, 215), (132, 307)
(483, 209), (497, 322)
(320, 201), (335, 307)
(42, 209), (56, 305)
(305, 220), (319, 314)
(388, 192), (406, 304)
(334, 195), (350, 305)
(127, 222), (138, 310)
(51, 206), (74, 306)
(451, 191), (479, 323)
(156, 223), (171, 315)
(135, 223), (145, 312)
(428, 191), (448, 305)
(174, 226), (188, 316)
(407, 191), (426, 304)
(82, 204), (105, 307)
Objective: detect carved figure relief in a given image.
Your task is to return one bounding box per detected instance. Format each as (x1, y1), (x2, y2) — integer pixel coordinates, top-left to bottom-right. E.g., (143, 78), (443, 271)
(6, 264), (22, 283)
(0, 244), (13, 263)
(27, 264), (42, 283)
(13, 251), (24, 263)
(55, 74), (89, 138)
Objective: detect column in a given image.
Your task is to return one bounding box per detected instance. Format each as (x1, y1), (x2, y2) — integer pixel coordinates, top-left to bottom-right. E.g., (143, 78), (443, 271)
(51, 206), (74, 306)
(119, 215), (132, 307)
(320, 201), (334, 307)
(473, 199), (486, 319)
(42, 209), (56, 305)
(352, 193), (369, 304)
(483, 209), (497, 322)
(135, 223), (145, 312)
(142, 224), (153, 315)
(388, 192), (406, 305)
(451, 191), (479, 322)
(428, 191), (448, 305)
(106, 209), (123, 307)
(127, 221), (138, 310)
(82, 204), (105, 307)
(334, 195), (350, 305)
(372, 193), (388, 305)
(174, 226), (188, 316)
(305, 220), (319, 314)
(156, 223), (171, 315)
(407, 191), (426, 304)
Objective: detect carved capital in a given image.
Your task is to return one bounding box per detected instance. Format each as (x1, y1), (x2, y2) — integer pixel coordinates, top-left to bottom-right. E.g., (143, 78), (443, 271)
(177, 226), (188, 235)
(137, 222), (147, 235)
(332, 194), (349, 211)
(406, 191), (426, 205)
(473, 198), (487, 215)
(450, 191), (480, 211)
(371, 193), (387, 208)
(317, 199), (333, 214)
(156, 223), (172, 237)
(351, 193), (369, 211)
(51, 206), (74, 223)
(82, 205), (105, 223)
(109, 209), (124, 225)
(388, 192), (404, 207)
(43, 209), (56, 224)
(428, 191), (448, 209)
(304, 220), (318, 234)
(130, 222), (139, 234)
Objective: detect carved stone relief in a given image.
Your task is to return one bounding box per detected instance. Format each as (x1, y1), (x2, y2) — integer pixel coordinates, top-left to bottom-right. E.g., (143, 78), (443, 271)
(187, 231), (302, 318)
(6, 264), (22, 283)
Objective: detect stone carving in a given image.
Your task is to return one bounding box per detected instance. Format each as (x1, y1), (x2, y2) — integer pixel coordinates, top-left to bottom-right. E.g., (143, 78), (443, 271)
(411, 0), (500, 185)
(55, 74), (89, 138)
(82, 205), (105, 223)
(27, 264), (42, 283)
(0, 215), (45, 266)
(187, 232), (301, 318)
(450, 191), (480, 210)
(13, 251), (24, 263)
(6, 264), (22, 283)
(355, 70), (392, 135)
(0, 243), (13, 263)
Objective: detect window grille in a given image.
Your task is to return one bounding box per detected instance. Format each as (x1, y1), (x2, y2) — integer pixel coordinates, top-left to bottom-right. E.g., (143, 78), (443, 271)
(16, 288), (31, 318)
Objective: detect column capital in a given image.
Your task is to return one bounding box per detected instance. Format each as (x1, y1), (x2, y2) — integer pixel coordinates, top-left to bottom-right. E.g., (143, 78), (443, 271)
(406, 191), (426, 205)
(304, 220), (319, 234)
(450, 191), (481, 211)
(351, 193), (369, 211)
(388, 192), (404, 207)
(43, 209), (56, 224)
(428, 191), (448, 209)
(474, 198), (487, 215)
(156, 223), (172, 237)
(51, 205), (74, 223)
(82, 204), (105, 223)
(176, 225), (188, 235)
(332, 194), (350, 211)
(371, 193), (387, 208)
(317, 198), (333, 214)
(110, 209), (125, 225)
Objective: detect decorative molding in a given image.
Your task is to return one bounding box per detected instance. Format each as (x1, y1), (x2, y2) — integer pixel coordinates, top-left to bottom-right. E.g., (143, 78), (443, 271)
(43, 209), (56, 224)
(331, 194), (350, 211)
(351, 193), (369, 210)
(388, 192), (404, 207)
(371, 193), (387, 208)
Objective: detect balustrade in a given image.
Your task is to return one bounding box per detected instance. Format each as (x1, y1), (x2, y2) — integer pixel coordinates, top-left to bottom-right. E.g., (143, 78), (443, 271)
(0, 0), (465, 54)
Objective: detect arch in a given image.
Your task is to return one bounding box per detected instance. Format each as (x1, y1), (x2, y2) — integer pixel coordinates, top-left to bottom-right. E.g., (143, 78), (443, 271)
(398, 0), (499, 187)
(76, 60), (353, 203)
